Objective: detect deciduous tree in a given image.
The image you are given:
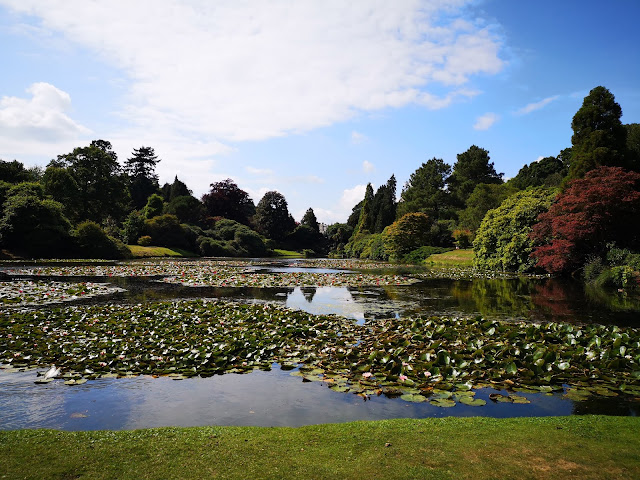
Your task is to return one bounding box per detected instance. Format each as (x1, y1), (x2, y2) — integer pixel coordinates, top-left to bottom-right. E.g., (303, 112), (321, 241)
(531, 167), (640, 274)
(201, 179), (255, 225)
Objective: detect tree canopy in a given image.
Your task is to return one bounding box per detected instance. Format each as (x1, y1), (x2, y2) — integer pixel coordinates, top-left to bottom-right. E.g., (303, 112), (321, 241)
(567, 86), (628, 180)
(125, 146), (161, 209)
(397, 158), (451, 220)
(201, 179), (255, 225)
(448, 145), (503, 208)
(531, 167), (640, 274)
(254, 190), (295, 241)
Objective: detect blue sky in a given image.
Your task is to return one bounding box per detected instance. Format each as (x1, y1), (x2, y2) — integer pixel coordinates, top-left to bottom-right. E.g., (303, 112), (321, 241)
(1, 0), (639, 224)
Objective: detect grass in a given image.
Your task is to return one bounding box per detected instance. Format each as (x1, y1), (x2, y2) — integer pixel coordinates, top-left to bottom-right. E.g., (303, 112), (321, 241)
(127, 245), (197, 258)
(1, 416), (638, 479)
(273, 249), (303, 258)
(426, 248), (475, 267)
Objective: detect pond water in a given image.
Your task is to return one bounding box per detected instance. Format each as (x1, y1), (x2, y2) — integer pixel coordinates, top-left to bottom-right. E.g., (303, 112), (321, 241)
(1, 258), (639, 430)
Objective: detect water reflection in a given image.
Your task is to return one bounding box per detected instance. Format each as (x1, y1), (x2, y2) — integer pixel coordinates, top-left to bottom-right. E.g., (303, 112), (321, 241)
(11, 366), (638, 431)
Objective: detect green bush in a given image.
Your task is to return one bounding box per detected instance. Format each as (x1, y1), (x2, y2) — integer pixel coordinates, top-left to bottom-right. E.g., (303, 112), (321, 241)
(594, 266), (640, 290)
(74, 221), (129, 259)
(137, 235), (152, 246)
(143, 214), (188, 248)
(583, 256), (604, 283)
(197, 237), (237, 257)
(382, 213), (433, 260)
(473, 187), (556, 272)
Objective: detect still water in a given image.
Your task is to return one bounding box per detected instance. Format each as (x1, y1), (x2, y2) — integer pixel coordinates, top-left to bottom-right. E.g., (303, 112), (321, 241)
(1, 259), (639, 430)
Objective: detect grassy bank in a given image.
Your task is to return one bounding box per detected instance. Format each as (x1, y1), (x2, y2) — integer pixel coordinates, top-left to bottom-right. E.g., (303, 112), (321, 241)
(273, 249), (303, 258)
(127, 245), (197, 258)
(426, 248), (475, 267)
(1, 416), (638, 479)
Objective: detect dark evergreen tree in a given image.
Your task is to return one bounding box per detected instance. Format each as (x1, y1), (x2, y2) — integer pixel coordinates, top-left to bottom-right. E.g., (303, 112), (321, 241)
(371, 175), (397, 233)
(301, 207), (320, 232)
(567, 86), (627, 180)
(125, 146), (161, 209)
(354, 183), (374, 235)
(254, 191), (295, 241)
(397, 158), (452, 220)
(448, 146), (503, 208)
(161, 176), (192, 202)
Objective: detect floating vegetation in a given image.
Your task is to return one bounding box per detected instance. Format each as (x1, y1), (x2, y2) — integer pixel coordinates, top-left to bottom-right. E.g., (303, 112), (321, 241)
(0, 281), (125, 306)
(1, 300), (639, 407)
(161, 271), (418, 288)
(4, 260), (416, 287)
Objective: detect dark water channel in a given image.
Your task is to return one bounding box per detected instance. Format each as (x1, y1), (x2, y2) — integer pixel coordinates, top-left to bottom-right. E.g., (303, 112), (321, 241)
(1, 259), (639, 430)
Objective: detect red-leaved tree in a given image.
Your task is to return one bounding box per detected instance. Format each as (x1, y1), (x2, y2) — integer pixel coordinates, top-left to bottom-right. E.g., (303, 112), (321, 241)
(530, 167), (640, 274)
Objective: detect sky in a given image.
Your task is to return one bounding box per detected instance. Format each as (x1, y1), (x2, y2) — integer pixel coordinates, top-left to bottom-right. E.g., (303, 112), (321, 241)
(1, 0), (639, 224)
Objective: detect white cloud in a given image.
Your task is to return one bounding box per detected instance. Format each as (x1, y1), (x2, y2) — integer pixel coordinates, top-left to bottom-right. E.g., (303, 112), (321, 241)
(308, 184), (367, 224)
(1, 0), (504, 143)
(515, 95), (560, 115)
(350, 131), (367, 145)
(0, 82), (91, 143)
(473, 112), (499, 131)
(362, 160), (375, 173)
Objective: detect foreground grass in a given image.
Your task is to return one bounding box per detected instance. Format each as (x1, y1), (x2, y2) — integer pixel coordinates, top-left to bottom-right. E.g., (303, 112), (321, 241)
(1, 416), (638, 480)
(127, 245), (196, 258)
(426, 248), (475, 267)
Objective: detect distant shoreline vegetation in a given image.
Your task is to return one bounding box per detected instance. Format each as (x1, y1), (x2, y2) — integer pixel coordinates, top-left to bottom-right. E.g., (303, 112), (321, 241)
(0, 86), (639, 290)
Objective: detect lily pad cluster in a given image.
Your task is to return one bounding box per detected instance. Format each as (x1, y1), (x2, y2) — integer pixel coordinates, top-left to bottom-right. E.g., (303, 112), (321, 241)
(1, 300), (639, 406)
(161, 271), (418, 288)
(0, 281), (125, 306)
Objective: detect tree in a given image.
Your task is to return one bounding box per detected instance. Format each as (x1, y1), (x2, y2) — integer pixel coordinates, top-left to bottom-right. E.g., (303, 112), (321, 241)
(254, 191), (295, 241)
(397, 158), (452, 220)
(625, 123), (640, 170)
(448, 146), (503, 208)
(0, 192), (72, 257)
(354, 183), (374, 235)
(0, 160), (40, 183)
(201, 179), (255, 225)
(161, 176), (192, 202)
(531, 167), (640, 274)
(382, 212), (433, 259)
(458, 183), (517, 233)
(473, 187), (557, 272)
(301, 208), (319, 232)
(143, 193), (165, 219)
(125, 146), (161, 209)
(508, 153), (569, 190)
(42, 166), (81, 220)
(165, 195), (205, 225)
(54, 140), (129, 223)
(567, 86), (627, 180)
(370, 175), (397, 233)
(346, 200), (363, 229)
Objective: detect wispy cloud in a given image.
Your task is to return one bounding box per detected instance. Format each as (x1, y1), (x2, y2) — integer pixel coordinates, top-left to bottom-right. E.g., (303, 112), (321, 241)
(245, 166), (274, 176)
(1, 0), (504, 144)
(350, 131), (367, 145)
(473, 112), (499, 130)
(515, 95), (560, 115)
(362, 160), (375, 173)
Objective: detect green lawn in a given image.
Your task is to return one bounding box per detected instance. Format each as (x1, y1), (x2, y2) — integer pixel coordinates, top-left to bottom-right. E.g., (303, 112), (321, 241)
(426, 248), (475, 267)
(127, 245), (197, 258)
(1, 416), (638, 479)
(273, 249), (303, 258)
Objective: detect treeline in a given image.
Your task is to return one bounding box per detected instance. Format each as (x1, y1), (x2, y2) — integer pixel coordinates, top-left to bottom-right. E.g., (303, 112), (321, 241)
(0, 144), (326, 259)
(335, 85), (640, 289)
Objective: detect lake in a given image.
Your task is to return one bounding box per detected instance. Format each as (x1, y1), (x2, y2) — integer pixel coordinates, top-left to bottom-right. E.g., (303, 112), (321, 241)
(1, 258), (639, 430)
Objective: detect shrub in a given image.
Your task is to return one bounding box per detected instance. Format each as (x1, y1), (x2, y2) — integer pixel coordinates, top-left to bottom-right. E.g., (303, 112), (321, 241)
(74, 221), (129, 259)
(382, 213), (433, 260)
(474, 187), (556, 272)
(452, 228), (473, 248)
(137, 235), (152, 246)
(143, 214), (188, 248)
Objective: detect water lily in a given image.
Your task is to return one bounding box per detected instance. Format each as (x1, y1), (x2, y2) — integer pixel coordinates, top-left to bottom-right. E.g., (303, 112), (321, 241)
(362, 372), (372, 378)
(399, 374), (408, 382)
